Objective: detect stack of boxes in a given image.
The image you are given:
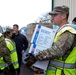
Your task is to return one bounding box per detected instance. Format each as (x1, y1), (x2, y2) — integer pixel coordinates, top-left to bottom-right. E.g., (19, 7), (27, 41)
(29, 24), (56, 71)
(29, 24), (56, 54)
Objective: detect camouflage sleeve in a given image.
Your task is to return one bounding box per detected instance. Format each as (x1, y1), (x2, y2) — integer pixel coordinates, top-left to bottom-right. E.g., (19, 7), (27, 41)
(0, 35), (12, 65)
(34, 31), (75, 60)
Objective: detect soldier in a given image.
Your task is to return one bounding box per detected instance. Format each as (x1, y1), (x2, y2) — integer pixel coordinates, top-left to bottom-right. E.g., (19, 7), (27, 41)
(25, 5), (76, 75)
(0, 33), (15, 75)
(3, 28), (19, 75)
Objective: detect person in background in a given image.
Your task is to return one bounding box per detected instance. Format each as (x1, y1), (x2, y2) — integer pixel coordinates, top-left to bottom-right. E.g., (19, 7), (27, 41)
(3, 28), (19, 75)
(72, 17), (76, 25)
(69, 17), (76, 30)
(53, 25), (59, 30)
(25, 5), (76, 75)
(0, 33), (15, 75)
(13, 24), (28, 75)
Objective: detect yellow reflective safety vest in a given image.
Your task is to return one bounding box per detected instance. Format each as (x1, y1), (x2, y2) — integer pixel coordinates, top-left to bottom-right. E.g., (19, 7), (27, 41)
(46, 24), (76, 75)
(5, 38), (19, 69)
(0, 38), (19, 70)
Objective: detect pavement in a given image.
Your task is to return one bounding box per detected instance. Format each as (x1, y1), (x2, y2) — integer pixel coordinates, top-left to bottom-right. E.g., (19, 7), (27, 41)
(20, 64), (44, 75)
(20, 64), (34, 75)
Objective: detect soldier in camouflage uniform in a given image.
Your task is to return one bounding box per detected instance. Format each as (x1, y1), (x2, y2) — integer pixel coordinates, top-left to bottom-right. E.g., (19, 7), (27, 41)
(25, 5), (76, 75)
(0, 33), (15, 75)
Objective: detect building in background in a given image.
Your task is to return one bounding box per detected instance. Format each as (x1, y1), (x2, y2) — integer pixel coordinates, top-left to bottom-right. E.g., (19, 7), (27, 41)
(52, 0), (76, 22)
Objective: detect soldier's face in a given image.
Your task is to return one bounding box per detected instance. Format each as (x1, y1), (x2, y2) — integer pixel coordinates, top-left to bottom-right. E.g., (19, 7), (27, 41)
(51, 14), (63, 26)
(8, 32), (13, 38)
(11, 33), (15, 39)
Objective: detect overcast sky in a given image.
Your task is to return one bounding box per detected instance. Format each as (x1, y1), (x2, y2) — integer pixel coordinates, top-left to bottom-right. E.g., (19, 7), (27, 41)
(0, 0), (51, 29)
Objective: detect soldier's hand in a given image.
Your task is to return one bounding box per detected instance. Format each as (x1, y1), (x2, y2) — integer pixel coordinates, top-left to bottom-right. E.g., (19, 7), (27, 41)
(24, 53), (37, 67)
(34, 50), (49, 60)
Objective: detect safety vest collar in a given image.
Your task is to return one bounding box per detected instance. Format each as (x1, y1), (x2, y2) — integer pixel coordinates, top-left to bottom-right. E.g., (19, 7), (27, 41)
(54, 24), (76, 42)
(5, 38), (16, 48)
(11, 49), (16, 54)
(57, 24), (76, 34)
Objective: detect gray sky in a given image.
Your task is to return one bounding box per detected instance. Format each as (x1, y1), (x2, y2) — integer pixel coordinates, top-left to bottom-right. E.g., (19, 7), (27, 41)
(0, 0), (51, 29)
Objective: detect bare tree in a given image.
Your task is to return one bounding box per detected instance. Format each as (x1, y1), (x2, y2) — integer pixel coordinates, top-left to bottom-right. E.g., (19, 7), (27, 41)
(35, 12), (51, 23)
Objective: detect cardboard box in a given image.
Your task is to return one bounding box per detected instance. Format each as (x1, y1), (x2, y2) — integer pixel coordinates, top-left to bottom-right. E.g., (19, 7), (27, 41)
(31, 24), (56, 48)
(29, 44), (48, 54)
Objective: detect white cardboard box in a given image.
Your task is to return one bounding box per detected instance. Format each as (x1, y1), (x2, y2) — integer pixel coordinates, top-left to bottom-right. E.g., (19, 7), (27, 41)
(29, 44), (48, 54)
(31, 24), (56, 48)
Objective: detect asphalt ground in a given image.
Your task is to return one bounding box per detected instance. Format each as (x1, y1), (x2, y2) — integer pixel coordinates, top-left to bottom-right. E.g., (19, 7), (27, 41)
(20, 64), (44, 75)
(20, 64), (34, 75)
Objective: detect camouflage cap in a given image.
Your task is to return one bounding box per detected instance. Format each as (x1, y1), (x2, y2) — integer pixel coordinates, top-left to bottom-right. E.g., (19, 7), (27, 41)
(49, 5), (69, 15)
(6, 28), (13, 32)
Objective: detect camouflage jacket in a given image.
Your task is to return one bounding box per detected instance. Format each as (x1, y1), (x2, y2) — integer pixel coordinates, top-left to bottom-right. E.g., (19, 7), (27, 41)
(35, 27), (75, 60)
(0, 34), (12, 65)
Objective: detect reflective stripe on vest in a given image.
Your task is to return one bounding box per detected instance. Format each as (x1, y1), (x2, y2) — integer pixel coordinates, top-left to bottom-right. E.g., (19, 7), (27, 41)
(13, 61), (18, 65)
(48, 66), (56, 70)
(50, 60), (76, 69)
(11, 49), (16, 54)
(0, 61), (18, 67)
(0, 63), (8, 67)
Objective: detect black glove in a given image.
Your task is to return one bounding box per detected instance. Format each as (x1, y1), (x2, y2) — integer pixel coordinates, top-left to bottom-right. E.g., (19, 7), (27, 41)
(9, 64), (15, 72)
(24, 53), (37, 67)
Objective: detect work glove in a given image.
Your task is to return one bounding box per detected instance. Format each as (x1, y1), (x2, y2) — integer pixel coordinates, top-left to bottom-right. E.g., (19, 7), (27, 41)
(24, 53), (37, 67)
(34, 50), (50, 60)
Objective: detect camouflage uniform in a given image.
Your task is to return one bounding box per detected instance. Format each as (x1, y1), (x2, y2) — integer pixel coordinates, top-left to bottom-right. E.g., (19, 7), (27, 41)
(0, 33), (12, 65)
(35, 26), (75, 61)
